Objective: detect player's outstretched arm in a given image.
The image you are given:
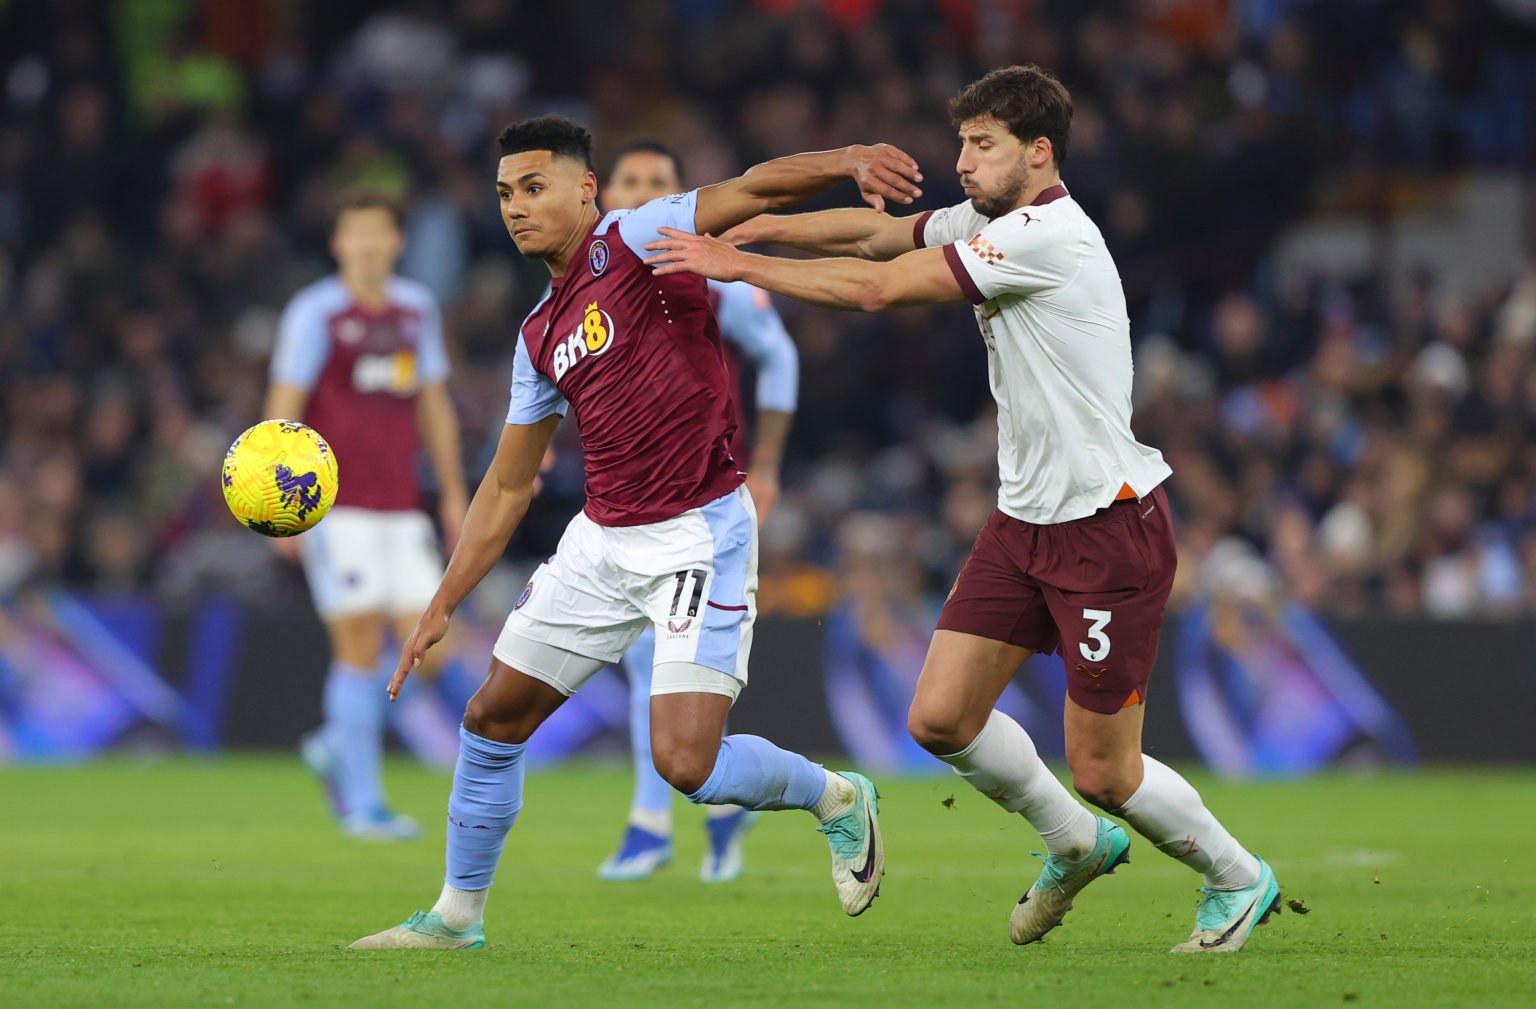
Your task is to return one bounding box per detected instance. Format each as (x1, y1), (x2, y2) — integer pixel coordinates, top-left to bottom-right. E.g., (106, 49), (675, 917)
(646, 232), (968, 313)
(390, 414), (560, 699)
(723, 208), (922, 262)
(263, 384), (310, 424)
(415, 381), (470, 553)
(694, 145), (923, 237)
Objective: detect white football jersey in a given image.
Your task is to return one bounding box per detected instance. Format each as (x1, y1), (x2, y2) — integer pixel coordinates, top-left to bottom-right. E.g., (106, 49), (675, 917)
(918, 185), (1171, 524)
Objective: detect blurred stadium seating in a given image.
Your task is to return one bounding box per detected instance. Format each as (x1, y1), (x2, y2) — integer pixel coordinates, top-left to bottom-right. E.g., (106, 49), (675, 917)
(1, 3), (1535, 630)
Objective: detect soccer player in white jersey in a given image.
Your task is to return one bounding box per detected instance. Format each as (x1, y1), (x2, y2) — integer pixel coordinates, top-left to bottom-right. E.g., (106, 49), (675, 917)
(646, 65), (1283, 954)
(266, 192), (468, 841)
(595, 141), (799, 883)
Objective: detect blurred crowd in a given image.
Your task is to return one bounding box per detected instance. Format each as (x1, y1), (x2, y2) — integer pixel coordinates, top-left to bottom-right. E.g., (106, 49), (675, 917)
(2, 0), (1536, 621)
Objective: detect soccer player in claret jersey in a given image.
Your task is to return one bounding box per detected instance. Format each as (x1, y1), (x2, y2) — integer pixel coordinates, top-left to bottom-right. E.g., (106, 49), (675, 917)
(594, 141), (800, 883)
(266, 192), (468, 841)
(647, 65), (1283, 954)
(350, 116), (922, 949)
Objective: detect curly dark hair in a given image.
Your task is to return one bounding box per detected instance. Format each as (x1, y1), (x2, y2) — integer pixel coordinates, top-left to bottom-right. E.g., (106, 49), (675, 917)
(949, 65), (1072, 167)
(496, 115), (595, 171)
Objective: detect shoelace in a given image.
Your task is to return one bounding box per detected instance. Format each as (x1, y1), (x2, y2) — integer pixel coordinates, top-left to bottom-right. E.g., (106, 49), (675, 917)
(1194, 886), (1243, 929)
(1029, 851), (1072, 895)
(816, 810), (864, 860)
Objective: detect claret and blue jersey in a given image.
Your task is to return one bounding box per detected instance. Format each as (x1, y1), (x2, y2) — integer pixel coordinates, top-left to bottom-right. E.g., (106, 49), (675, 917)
(508, 190), (751, 528)
(270, 275), (449, 513)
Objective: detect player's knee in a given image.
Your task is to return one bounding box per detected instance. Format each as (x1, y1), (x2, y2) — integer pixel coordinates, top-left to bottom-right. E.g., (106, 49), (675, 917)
(653, 743), (718, 797)
(1071, 763), (1136, 811)
(461, 696), (535, 745)
(907, 701), (969, 755)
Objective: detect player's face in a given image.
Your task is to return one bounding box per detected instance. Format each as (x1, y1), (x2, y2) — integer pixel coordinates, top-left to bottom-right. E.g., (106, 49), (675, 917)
(955, 116), (1031, 219)
(496, 151), (598, 260)
(601, 152), (681, 212)
(330, 208), (403, 283)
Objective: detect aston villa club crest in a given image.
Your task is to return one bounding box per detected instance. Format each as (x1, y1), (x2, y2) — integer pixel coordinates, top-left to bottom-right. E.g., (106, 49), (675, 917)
(337, 318), (366, 345)
(589, 239), (610, 277)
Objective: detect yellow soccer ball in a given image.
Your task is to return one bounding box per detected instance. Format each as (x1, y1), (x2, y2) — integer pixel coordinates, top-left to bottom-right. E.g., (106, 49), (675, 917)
(221, 420), (339, 537)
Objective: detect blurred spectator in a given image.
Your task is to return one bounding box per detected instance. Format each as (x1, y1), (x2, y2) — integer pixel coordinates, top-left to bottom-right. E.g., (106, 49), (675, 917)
(1, 1), (1534, 619)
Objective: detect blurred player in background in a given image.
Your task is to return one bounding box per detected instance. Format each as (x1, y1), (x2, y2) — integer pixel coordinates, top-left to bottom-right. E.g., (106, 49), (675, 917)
(647, 65), (1282, 954)
(350, 115), (922, 949)
(595, 141), (799, 883)
(265, 192), (468, 841)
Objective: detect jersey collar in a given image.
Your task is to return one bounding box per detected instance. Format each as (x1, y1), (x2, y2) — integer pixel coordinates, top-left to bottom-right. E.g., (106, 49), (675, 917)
(1030, 184), (1069, 206)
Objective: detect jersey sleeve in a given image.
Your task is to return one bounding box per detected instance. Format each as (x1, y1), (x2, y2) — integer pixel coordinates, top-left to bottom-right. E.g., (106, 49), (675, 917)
(506, 332), (568, 425)
(414, 291), (450, 384)
(712, 280), (799, 412)
(615, 189), (700, 258)
(270, 291), (332, 389)
(943, 211), (1075, 304)
(914, 201), (988, 250)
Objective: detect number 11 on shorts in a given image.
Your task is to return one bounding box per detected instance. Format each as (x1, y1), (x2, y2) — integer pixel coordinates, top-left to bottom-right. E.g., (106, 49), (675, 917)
(1080, 608), (1112, 661)
(670, 569), (708, 618)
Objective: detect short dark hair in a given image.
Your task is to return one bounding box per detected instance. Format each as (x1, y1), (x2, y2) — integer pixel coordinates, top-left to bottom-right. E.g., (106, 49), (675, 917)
(333, 189), (403, 229)
(497, 115), (595, 171)
(609, 140), (685, 185)
(949, 65), (1072, 167)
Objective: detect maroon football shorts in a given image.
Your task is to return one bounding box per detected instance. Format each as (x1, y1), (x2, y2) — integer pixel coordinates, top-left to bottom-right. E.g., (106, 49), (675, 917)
(935, 484), (1177, 714)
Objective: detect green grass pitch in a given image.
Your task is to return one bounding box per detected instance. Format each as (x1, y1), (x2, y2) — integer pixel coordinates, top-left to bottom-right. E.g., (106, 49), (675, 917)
(2, 758), (1531, 1008)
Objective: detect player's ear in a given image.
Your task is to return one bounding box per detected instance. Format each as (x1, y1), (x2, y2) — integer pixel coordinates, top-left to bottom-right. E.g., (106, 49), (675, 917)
(1029, 135), (1053, 169)
(582, 170), (598, 205)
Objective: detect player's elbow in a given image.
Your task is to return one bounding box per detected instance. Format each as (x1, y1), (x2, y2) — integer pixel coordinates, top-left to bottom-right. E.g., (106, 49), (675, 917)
(854, 278), (895, 314)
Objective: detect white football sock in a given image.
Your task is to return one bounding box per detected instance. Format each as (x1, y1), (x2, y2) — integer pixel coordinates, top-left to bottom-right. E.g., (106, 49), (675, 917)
(628, 806), (672, 837)
(1115, 755), (1261, 890)
(432, 883), (488, 930)
(810, 770), (856, 822)
(705, 803), (745, 820)
(941, 709), (1099, 861)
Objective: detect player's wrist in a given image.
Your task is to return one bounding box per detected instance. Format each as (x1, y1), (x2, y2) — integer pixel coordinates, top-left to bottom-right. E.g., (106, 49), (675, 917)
(838, 145), (864, 180)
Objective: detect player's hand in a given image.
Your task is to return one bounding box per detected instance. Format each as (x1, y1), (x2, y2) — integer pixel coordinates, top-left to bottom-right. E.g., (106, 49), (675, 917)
(390, 607), (450, 700)
(645, 229), (746, 280)
(846, 143), (922, 213)
(745, 470), (781, 524)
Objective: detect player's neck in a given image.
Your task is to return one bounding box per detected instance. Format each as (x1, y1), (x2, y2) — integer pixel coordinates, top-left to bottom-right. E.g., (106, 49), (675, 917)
(341, 273), (390, 310)
(544, 204), (603, 280)
(1013, 172), (1064, 213)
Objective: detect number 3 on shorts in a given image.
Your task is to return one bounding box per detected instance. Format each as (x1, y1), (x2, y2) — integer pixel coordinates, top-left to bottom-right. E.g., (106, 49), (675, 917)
(1080, 608), (1112, 662)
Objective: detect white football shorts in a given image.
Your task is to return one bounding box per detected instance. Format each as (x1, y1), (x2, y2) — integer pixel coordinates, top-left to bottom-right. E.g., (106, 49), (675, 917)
(494, 485), (758, 699)
(298, 506), (443, 620)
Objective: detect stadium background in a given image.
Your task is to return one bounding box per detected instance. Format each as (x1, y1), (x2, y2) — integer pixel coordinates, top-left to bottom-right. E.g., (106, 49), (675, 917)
(2, 0), (1535, 769)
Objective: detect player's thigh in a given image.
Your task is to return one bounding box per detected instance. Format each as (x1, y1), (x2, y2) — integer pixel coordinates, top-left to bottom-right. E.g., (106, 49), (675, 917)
(327, 611), (387, 669)
(910, 630), (1036, 749)
(462, 656), (571, 745)
(916, 510), (1054, 745)
(631, 486), (757, 685)
(649, 676), (736, 792)
(497, 511), (648, 694)
(298, 506), (390, 625)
